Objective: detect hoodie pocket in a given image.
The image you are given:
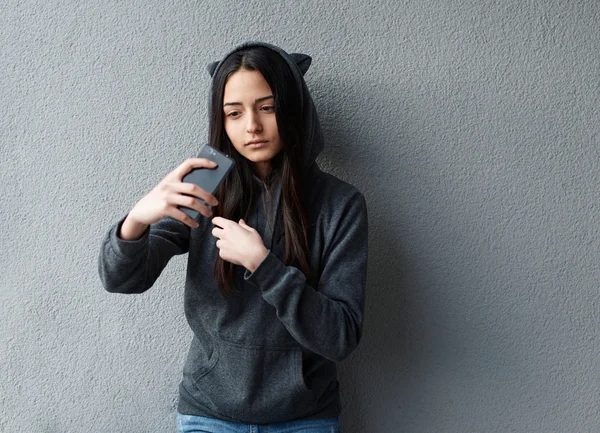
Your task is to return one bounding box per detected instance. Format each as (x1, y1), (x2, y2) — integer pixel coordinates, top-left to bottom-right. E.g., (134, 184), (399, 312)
(187, 340), (314, 423)
(182, 336), (220, 381)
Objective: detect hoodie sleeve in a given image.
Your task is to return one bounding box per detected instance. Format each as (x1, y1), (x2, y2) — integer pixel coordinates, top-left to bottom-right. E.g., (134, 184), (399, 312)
(244, 191), (368, 362)
(98, 216), (190, 294)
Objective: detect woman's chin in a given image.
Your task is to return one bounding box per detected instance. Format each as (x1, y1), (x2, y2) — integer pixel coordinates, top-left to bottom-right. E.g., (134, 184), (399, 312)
(243, 149), (280, 164)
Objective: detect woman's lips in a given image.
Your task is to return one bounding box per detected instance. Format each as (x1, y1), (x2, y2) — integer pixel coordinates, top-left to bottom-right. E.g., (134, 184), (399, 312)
(246, 140), (268, 148)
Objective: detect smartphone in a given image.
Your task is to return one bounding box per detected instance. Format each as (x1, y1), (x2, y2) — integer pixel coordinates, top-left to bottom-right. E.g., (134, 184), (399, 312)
(178, 144), (235, 220)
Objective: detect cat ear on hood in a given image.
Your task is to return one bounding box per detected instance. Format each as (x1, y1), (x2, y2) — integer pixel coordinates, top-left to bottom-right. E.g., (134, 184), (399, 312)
(290, 53), (312, 76)
(206, 61), (219, 77)
(207, 52), (312, 77)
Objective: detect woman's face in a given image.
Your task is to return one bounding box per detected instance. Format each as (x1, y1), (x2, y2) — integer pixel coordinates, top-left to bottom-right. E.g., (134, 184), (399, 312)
(223, 69), (283, 178)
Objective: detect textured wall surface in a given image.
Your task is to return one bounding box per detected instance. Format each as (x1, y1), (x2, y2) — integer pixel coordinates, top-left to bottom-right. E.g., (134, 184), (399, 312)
(2, 0), (599, 432)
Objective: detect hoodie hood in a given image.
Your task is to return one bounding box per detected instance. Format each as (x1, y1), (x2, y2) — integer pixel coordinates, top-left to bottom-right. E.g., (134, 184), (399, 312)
(207, 41), (324, 173)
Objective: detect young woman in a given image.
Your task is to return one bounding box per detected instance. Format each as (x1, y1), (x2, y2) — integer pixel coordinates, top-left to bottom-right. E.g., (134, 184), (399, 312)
(98, 41), (368, 433)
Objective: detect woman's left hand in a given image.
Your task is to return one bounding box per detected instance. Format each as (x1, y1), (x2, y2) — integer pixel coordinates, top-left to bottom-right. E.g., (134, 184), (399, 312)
(211, 217), (269, 273)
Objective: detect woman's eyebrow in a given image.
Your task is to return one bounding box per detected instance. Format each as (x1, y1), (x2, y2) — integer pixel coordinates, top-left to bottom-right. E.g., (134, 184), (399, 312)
(223, 95), (274, 107)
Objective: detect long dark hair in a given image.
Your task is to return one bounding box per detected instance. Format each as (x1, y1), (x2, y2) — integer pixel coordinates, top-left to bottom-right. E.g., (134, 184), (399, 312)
(209, 46), (313, 298)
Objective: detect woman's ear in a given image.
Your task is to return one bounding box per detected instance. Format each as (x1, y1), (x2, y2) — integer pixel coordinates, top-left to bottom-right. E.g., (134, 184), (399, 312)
(207, 61), (219, 77)
(290, 53), (312, 76)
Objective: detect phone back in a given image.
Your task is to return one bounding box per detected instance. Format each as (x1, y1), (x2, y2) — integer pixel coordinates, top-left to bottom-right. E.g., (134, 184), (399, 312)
(179, 144), (235, 220)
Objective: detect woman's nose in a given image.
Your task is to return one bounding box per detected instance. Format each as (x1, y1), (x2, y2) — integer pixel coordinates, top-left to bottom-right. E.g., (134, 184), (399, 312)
(247, 112), (262, 133)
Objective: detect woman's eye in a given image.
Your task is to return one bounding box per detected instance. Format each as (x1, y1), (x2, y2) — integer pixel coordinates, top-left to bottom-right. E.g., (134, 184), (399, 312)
(226, 111), (240, 117)
(261, 106), (275, 112)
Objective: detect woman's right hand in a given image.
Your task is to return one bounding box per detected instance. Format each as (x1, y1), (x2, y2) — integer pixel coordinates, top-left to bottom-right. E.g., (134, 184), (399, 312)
(120, 158), (220, 240)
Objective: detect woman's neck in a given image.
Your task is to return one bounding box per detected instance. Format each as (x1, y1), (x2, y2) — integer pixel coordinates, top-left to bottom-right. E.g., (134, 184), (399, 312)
(254, 161), (271, 180)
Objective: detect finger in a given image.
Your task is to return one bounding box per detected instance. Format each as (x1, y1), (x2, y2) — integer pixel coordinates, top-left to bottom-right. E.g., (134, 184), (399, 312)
(166, 208), (200, 229)
(211, 227), (224, 238)
(212, 216), (231, 229)
(169, 194), (213, 218)
(174, 157), (218, 179)
(175, 182), (219, 207)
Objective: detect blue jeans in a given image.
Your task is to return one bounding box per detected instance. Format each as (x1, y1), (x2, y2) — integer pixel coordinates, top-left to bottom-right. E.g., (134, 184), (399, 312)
(176, 413), (340, 433)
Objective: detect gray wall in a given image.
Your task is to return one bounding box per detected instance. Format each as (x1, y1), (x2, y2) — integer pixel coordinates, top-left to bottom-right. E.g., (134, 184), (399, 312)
(2, 0), (598, 432)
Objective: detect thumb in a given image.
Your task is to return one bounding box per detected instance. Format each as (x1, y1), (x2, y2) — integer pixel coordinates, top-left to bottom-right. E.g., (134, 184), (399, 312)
(239, 219), (252, 230)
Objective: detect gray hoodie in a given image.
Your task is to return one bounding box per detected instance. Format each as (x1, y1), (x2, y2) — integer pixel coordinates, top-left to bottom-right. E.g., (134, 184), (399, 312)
(98, 42), (368, 424)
